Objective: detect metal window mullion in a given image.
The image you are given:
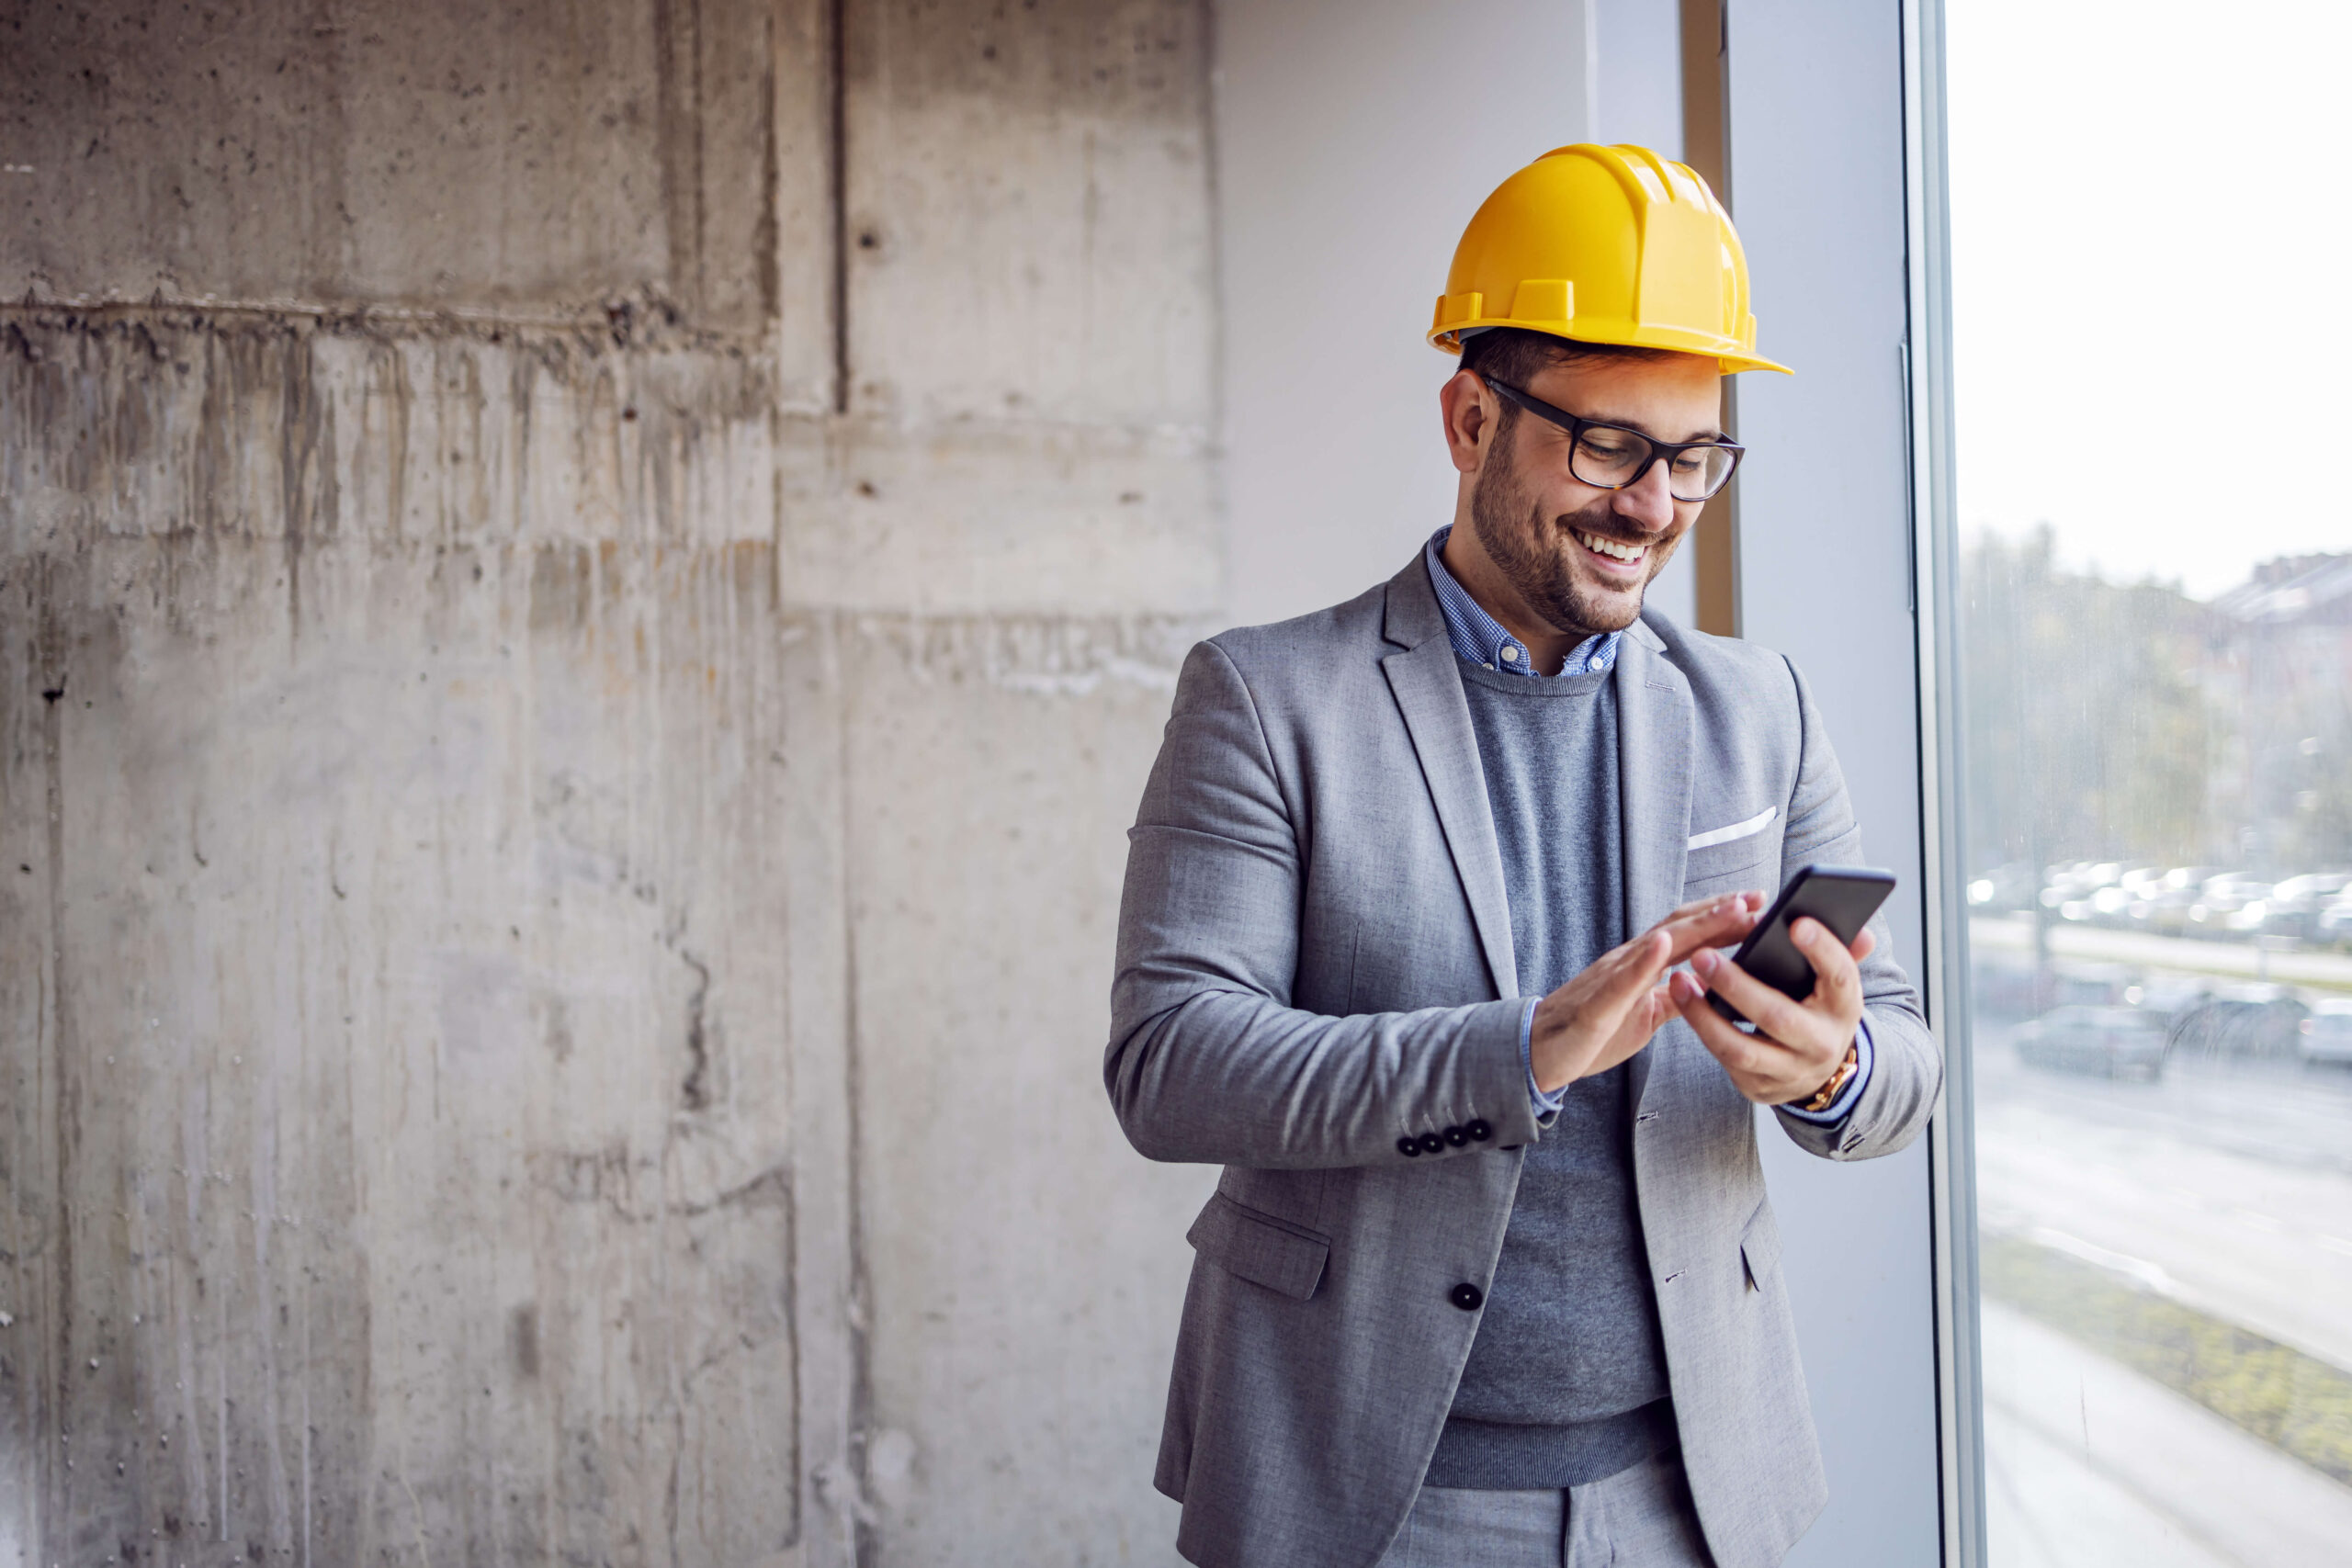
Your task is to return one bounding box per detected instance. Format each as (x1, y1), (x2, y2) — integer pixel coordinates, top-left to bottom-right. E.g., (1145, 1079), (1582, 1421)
(1899, 0), (1986, 1562)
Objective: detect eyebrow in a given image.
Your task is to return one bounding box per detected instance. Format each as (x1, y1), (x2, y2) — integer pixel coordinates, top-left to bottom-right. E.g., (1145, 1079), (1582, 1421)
(1559, 412), (1729, 445)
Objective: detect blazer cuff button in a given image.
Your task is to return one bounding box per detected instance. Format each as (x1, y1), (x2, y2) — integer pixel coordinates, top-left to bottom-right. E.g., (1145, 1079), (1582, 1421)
(1396, 1136), (1422, 1158)
(1443, 1125), (1469, 1147)
(1417, 1133), (1446, 1156)
(1465, 1119), (1493, 1142)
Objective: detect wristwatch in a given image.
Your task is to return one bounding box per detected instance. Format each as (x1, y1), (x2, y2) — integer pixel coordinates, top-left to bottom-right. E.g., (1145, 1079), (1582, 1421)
(1792, 1041), (1860, 1114)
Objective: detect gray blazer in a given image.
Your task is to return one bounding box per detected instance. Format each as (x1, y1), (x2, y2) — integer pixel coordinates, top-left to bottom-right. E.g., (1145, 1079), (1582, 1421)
(1105, 554), (1941, 1568)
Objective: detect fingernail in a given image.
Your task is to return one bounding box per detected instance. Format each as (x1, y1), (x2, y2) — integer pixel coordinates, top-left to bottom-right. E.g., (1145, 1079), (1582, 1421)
(1692, 950), (1719, 977)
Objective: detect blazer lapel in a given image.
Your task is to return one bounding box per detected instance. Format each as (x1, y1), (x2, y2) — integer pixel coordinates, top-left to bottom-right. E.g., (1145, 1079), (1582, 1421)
(1379, 562), (1520, 1001)
(1616, 622), (1695, 1113)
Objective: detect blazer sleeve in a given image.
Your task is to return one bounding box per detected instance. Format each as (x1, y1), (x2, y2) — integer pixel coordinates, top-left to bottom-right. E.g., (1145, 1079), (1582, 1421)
(1104, 639), (1540, 1169)
(1768, 657), (1946, 1161)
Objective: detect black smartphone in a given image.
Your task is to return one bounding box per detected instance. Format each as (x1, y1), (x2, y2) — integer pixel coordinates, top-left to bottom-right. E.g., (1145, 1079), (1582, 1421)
(1707, 864), (1897, 1026)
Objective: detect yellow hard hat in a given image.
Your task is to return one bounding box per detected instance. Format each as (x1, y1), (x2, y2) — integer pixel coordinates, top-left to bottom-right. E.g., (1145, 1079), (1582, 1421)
(1430, 142), (1791, 375)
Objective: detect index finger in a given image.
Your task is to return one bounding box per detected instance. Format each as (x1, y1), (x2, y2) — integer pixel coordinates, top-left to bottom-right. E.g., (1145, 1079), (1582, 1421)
(1652, 892), (1762, 966)
(1660, 889), (1764, 926)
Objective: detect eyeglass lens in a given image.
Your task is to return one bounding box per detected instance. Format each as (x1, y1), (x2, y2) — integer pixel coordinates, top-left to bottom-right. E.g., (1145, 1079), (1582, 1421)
(1570, 425), (1736, 502)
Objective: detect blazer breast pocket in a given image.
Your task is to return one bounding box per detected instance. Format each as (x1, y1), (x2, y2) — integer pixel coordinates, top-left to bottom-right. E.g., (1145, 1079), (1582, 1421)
(1683, 809), (1781, 894)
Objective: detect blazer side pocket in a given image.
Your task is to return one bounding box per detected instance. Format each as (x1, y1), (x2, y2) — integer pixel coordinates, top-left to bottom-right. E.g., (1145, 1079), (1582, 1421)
(1187, 1192), (1332, 1302)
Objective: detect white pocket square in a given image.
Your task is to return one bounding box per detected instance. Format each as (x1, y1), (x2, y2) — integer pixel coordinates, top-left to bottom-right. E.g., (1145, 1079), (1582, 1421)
(1687, 806), (1778, 852)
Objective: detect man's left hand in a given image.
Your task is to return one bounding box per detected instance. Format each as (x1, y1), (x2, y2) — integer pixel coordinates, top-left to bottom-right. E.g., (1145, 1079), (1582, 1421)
(1668, 916), (1876, 1106)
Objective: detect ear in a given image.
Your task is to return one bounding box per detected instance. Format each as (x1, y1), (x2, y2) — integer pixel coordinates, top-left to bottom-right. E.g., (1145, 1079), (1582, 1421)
(1439, 369), (1499, 477)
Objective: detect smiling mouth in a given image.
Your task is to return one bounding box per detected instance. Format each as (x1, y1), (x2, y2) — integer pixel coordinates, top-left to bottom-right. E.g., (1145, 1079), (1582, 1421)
(1574, 527), (1648, 568)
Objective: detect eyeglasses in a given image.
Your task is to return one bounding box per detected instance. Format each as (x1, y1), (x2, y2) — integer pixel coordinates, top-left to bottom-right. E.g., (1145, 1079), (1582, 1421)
(1482, 376), (1746, 502)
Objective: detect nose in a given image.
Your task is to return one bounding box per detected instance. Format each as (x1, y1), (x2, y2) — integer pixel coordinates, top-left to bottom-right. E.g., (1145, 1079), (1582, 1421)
(1612, 457), (1679, 534)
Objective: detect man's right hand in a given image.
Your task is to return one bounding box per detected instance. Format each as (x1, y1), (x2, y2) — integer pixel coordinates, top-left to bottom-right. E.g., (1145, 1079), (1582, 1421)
(1527, 892), (1764, 1094)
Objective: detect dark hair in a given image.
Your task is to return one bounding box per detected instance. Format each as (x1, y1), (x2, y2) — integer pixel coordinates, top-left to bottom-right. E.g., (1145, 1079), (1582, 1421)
(1456, 327), (1676, 430)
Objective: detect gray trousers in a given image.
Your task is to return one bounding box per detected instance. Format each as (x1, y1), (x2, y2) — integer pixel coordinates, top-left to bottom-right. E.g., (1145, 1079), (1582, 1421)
(1377, 1452), (1716, 1566)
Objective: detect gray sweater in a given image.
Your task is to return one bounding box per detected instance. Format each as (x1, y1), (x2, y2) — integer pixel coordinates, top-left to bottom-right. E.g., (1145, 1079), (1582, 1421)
(1423, 659), (1676, 1489)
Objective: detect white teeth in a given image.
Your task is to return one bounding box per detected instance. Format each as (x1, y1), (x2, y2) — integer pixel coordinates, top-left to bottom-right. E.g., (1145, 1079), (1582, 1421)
(1576, 529), (1646, 563)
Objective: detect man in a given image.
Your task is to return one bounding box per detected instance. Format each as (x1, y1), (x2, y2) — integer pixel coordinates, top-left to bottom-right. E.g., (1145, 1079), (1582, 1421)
(1103, 143), (1941, 1568)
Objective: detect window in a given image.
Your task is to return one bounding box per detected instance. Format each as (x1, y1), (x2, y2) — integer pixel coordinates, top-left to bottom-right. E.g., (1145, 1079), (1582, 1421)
(1947, 4), (2352, 1561)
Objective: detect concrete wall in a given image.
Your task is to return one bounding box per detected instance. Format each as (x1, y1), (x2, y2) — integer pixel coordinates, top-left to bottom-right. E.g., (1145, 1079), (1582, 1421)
(0, 4), (1216, 1564)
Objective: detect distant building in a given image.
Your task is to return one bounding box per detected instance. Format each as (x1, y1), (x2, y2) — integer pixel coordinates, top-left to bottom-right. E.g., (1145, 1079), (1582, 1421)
(2205, 554), (2352, 870)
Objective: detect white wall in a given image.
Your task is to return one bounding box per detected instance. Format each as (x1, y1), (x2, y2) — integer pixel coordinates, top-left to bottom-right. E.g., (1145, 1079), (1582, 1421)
(1215, 0), (1597, 627)
(1727, 2), (1944, 1564)
(1216, 0), (1713, 640)
(1591, 0), (1696, 627)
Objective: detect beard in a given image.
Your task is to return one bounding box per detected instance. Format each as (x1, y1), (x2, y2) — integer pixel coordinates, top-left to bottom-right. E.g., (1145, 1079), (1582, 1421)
(1467, 431), (1671, 637)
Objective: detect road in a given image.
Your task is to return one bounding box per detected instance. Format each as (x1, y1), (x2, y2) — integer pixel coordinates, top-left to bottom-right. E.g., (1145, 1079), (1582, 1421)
(1974, 1016), (2352, 1371)
(1973, 989), (2352, 1563)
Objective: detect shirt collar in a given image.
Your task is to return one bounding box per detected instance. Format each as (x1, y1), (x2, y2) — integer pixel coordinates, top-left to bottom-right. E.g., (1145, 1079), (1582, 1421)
(1422, 526), (1621, 678)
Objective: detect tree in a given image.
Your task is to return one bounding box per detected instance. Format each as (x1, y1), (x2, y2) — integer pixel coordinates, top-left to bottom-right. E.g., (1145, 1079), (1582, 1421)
(1960, 526), (2215, 875)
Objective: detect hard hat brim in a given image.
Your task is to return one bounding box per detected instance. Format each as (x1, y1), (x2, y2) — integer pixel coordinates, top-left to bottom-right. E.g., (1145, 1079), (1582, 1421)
(1430, 320), (1792, 377)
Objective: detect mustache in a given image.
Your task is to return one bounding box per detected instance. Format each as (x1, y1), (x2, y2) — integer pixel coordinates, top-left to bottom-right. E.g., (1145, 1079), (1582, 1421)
(1551, 513), (1657, 548)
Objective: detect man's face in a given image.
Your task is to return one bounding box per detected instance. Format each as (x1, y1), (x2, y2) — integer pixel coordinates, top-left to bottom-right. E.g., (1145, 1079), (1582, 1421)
(1467, 351), (1724, 637)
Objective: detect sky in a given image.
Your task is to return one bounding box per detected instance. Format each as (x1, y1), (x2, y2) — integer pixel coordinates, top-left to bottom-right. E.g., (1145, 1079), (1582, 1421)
(1946, 0), (2352, 598)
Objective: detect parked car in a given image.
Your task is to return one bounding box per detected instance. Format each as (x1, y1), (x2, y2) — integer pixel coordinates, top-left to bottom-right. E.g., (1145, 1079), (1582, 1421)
(2186, 874), (2272, 939)
(2301, 998), (2352, 1069)
(2050, 961), (2135, 1009)
(2129, 866), (2227, 936)
(2267, 872), (2352, 942)
(2128, 975), (2211, 1029)
(2055, 864), (2155, 926)
(1966, 863), (2039, 914)
(2322, 893), (2352, 951)
(2014, 1005), (2170, 1080)
(2170, 983), (2311, 1059)
(2042, 861), (2123, 914)
(2081, 869), (2162, 928)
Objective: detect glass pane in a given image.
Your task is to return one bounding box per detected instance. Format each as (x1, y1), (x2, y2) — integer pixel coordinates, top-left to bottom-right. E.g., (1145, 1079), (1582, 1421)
(1950, 5), (2352, 1564)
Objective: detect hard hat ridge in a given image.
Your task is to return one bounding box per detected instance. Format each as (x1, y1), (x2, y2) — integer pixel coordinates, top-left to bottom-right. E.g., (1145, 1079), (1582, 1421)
(1430, 142), (1790, 376)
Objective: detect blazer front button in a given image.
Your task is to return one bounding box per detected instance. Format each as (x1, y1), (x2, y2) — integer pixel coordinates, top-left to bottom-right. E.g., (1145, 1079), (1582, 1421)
(1449, 1282), (1484, 1312)
(1443, 1124), (1468, 1147)
(1465, 1119), (1493, 1142)
(1418, 1133), (1446, 1156)
(1396, 1136), (1422, 1158)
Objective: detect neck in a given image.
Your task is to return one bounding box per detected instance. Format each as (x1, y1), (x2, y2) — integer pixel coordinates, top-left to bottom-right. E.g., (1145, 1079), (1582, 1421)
(1440, 520), (1600, 676)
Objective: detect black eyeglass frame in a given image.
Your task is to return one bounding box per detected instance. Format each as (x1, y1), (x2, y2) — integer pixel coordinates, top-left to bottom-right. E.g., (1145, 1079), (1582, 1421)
(1481, 375), (1747, 502)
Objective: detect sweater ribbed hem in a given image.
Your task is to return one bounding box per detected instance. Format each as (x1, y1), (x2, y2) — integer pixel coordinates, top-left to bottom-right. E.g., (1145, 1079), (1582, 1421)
(1420, 1399), (1678, 1489)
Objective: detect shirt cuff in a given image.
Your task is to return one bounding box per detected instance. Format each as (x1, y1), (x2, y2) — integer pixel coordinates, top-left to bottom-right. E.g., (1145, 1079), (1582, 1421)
(1521, 997), (1567, 1115)
(1780, 1016), (1874, 1125)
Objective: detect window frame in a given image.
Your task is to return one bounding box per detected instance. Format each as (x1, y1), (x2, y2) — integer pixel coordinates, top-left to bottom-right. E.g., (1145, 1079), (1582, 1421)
(1898, 1), (1988, 1562)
